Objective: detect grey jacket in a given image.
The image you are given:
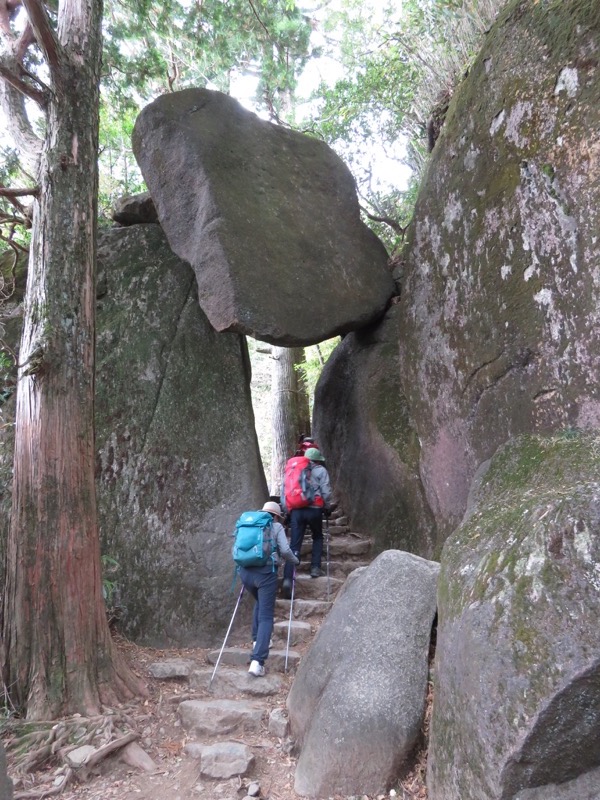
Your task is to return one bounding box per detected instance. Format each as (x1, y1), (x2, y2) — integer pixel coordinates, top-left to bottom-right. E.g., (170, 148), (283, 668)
(308, 463), (332, 510)
(272, 521), (300, 566)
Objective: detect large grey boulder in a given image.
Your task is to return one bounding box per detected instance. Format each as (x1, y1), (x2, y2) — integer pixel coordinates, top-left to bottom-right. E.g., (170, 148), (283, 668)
(428, 432), (600, 800)
(132, 88), (393, 347)
(396, 0), (600, 539)
(96, 224), (267, 645)
(313, 305), (438, 557)
(514, 766), (600, 800)
(287, 550), (439, 798)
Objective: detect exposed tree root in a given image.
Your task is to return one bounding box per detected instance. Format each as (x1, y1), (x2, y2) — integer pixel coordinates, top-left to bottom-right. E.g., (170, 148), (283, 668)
(4, 709), (144, 800)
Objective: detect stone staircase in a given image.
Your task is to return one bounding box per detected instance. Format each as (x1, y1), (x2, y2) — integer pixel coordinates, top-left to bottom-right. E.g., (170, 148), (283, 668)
(147, 505), (374, 793)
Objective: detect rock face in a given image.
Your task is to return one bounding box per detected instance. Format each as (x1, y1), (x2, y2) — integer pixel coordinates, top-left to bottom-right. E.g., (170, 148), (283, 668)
(0, 742), (13, 800)
(313, 306), (438, 557)
(393, 0), (600, 539)
(428, 432), (600, 800)
(112, 191), (158, 226)
(287, 550), (439, 798)
(95, 224), (267, 645)
(132, 88), (393, 347)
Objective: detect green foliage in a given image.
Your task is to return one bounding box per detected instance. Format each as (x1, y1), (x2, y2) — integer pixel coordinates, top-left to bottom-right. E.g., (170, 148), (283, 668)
(95, 0), (314, 208)
(301, 0), (506, 240)
(98, 103), (146, 224)
(0, 348), (15, 404)
(101, 0), (313, 114)
(296, 338), (340, 411)
(0, 146), (32, 254)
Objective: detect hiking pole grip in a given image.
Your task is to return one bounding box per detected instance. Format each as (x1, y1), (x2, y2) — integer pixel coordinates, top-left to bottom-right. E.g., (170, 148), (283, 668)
(210, 584), (245, 686)
(285, 568), (296, 673)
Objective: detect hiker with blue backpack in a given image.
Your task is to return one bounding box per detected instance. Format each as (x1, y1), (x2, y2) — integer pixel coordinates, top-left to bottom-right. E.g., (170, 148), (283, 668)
(281, 447), (332, 598)
(235, 501), (299, 677)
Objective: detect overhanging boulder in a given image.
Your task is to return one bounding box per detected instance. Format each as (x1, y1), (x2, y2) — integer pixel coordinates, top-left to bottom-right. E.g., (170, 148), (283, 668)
(132, 88), (393, 346)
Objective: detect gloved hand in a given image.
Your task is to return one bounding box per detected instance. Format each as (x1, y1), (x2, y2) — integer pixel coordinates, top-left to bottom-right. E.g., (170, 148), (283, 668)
(323, 507), (332, 519)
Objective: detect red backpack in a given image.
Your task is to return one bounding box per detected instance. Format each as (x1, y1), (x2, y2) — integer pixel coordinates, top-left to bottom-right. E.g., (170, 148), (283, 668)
(284, 456), (316, 510)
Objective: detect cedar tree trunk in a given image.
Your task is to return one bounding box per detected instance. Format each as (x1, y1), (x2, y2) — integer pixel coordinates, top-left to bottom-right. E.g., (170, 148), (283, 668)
(1, 0), (144, 719)
(270, 346), (309, 494)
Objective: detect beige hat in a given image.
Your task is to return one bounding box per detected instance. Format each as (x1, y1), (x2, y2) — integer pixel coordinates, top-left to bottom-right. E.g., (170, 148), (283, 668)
(262, 501), (284, 519)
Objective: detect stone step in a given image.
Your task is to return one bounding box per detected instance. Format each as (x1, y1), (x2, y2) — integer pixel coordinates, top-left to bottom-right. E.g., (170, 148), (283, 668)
(178, 698), (264, 737)
(329, 536), (373, 558)
(325, 524), (350, 535)
(293, 573), (343, 601)
(296, 559), (370, 578)
(272, 619), (312, 645)
(275, 598), (332, 619)
(295, 524), (349, 538)
(300, 535), (372, 559)
(189, 666), (283, 697)
(183, 741), (254, 779)
(206, 646), (301, 673)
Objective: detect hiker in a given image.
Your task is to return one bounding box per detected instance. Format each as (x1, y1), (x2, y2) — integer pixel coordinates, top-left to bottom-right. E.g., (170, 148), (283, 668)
(300, 436), (320, 454)
(282, 447), (332, 597)
(295, 435), (320, 456)
(238, 501), (299, 677)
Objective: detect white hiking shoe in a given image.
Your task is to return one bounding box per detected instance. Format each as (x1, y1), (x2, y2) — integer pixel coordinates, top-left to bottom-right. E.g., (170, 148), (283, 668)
(248, 660), (266, 677)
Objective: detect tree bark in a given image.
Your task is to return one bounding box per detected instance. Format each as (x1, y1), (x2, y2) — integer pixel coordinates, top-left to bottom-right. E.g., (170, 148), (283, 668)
(1, 0), (144, 719)
(269, 346), (309, 494)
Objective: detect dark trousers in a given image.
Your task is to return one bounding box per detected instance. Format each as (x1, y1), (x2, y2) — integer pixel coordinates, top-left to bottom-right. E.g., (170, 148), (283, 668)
(239, 566), (278, 665)
(283, 506), (323, 582)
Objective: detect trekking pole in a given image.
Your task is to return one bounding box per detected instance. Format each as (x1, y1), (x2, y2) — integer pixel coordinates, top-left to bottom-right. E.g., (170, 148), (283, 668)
(284, 568), (296, 673)
(325, 516), (330, 602)
(210, 584), (245, 686)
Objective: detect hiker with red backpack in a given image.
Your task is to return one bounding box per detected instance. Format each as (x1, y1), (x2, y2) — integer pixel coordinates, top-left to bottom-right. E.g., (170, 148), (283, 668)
(281, 448), (332, 598)
(236, 501), (299, 677)
(295, 434), (320, 456)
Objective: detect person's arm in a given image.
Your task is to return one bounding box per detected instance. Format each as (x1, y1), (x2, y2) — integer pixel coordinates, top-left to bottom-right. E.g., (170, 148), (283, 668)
(317, 466), (332, 509)
(275, 524), (299, 564)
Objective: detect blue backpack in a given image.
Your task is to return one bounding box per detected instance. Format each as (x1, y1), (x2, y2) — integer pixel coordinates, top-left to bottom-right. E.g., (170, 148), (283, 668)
(232, 511), (276, 569)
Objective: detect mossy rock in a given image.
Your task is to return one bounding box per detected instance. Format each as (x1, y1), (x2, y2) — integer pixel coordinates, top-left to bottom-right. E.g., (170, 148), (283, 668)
(428, 431), (600, 799)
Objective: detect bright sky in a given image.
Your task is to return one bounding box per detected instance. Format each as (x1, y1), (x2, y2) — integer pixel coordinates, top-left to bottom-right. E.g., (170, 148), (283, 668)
(228, 3), (412, 195)
(1, 0), (412, 194)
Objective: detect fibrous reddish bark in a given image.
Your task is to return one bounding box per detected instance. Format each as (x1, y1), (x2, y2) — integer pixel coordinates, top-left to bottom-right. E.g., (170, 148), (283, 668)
(1, 0), (145, 719)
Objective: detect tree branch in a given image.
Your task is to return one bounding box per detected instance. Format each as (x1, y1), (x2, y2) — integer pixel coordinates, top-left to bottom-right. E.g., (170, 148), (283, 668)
(0, 59), (47, 107)
(0, 186), (39, 198)
(21, 0), (60, 72)
(0, 212), (29, 227)
(0, 79), (44, 173)
(359, 204), (407, 237)
(246, 0), (271, 39)
(0, 0), (12, 36)
(15, 20), (35, 60)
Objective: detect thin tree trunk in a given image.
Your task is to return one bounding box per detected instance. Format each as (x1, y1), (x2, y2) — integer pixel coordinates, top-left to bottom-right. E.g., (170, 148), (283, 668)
(1, 0), (144, 719)
(296, 353), (311, 439)
(269, 346), (309, 495)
